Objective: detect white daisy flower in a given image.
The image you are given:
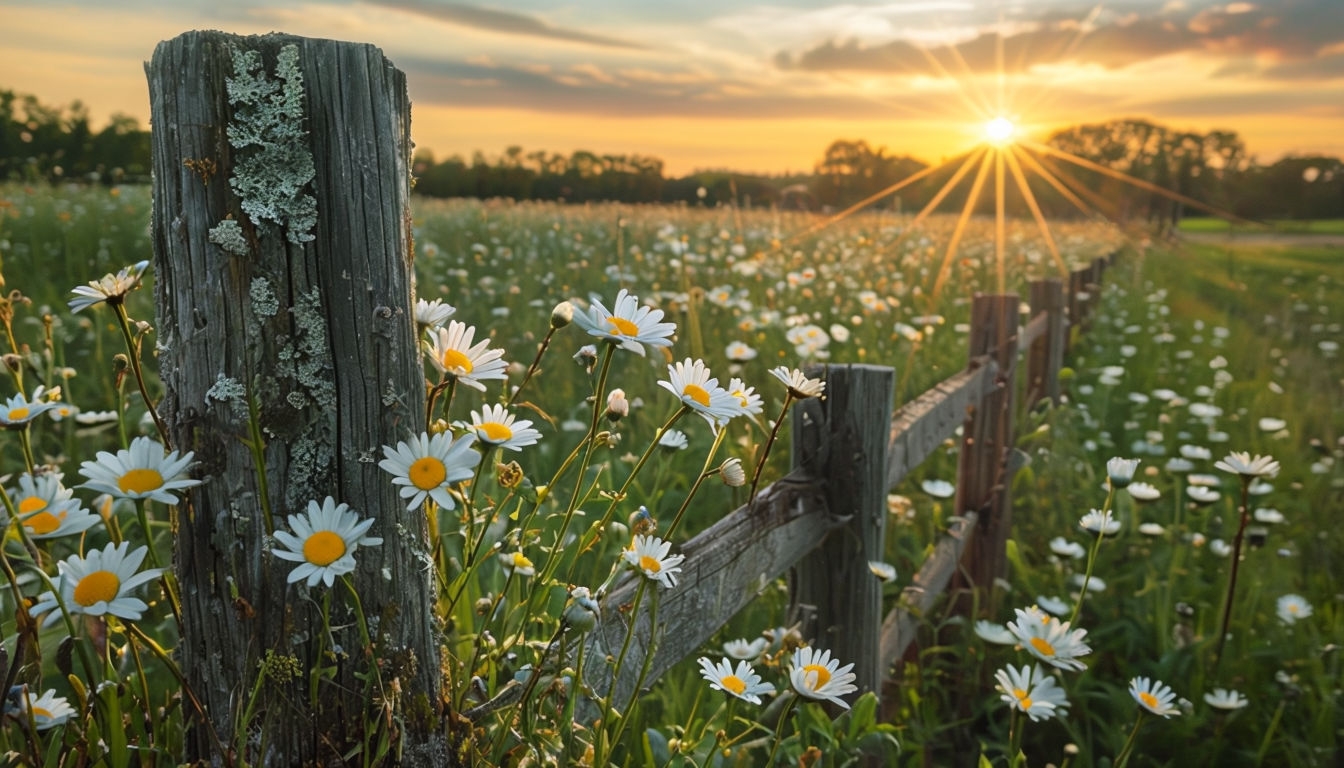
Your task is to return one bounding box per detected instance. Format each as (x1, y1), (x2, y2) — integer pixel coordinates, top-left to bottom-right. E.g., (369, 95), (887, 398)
(719, 457), (747, 487)
(1214, 451), (1280, 479)
(658, 429), (689, 450)
(725, 341), (757, 362)
(1130, 676), (1181, 717)
(1138, 522), (1166, 536)
(1276, 594), (1312, 624)
(788, 646), (858, 709)
(921, 479), (955, 499)
(379, 431), (478, 511)
(1079, 508), (1120, 536)
(1203, 688), (1248, 711)
(1165, 457), (1195, 473)
(11, 472), (100, 539)
(414, 298), (455, 330)
(0, 387), (58, 430)
(725, 378), (764, 418)
(622, 534), (685, 589)
(1007, 607), (1091, 671)
(1257, 417), (1287, 432)
(1253, 507), (1284, 524)
(426, 321), (508, 392)
(1106, 457), (1140, 488)
(1035, 595), (1070, 616)
(78, 436), (200, 505)
(271, 497), (382, 588)
(571, 288), (676, 356)
(657, 358), (743, 428)
(1179, 444), (1211, 461)
(30, 541), (165, 626)
(723, 637), (768, 660)
(1049, 537), (1086, 559)
(1127, 482), (1161, 502)
(698, 656), (775, 705)
(1187, 486), (1220, 505)
(995, 663), (1069, 722)
(768, 366), (825, 399)
(500, 551), (535, 578)
(465, 404), (541, 452)
(68, 260), (149, 313)
(974, 620), (1017, 645)
(12, 688), (78, 730)
(868, 561), (897, 582)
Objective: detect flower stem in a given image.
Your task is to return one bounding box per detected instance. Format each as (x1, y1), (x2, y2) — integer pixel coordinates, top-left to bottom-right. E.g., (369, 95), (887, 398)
(113, 303), (171, 448)
(593, 579), (648, 768)
(664, 428), (728, 539)
(1113, 711), (1147, 768)
(764, 693), (800, 766)
(1212, 476), (1252, 671)
(750, 392), (794, 502)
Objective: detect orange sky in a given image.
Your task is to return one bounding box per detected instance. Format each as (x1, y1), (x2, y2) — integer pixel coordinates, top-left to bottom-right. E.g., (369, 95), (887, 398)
(2, 0), (1342, 175)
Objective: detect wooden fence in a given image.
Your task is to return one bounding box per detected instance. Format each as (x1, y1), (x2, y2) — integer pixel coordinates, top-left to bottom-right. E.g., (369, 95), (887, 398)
(584, 256), (1113, 715)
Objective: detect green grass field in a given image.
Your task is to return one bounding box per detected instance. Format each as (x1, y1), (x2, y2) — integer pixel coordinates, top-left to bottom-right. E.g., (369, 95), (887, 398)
(1179, 216), (1344, 234)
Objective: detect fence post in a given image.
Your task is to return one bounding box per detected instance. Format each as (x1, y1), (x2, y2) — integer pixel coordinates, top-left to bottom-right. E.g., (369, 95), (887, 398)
(952, 295), (1019, 612)
(1026, 279), (1066, 407)
(790, 364), (895, 698)
(148, 31), (447, 764)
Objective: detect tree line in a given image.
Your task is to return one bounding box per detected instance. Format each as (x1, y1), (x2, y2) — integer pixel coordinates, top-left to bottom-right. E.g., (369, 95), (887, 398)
(1, 88), (1339, 222)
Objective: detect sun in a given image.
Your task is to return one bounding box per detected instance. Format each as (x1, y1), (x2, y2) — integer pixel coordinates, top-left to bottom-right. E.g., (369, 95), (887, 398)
(984, 116), (1016, 147)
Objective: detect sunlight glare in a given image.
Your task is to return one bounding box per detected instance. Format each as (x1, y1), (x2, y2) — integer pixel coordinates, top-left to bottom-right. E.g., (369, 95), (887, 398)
(984, 116), (1016, 147)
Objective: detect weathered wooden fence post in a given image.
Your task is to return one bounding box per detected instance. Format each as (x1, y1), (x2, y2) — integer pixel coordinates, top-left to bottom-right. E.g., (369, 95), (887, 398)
(148, 31), (446, 765)
(789, 364), (894, 697)
(952, 295), (1018, 612)
(1026, 279), (1066, 407)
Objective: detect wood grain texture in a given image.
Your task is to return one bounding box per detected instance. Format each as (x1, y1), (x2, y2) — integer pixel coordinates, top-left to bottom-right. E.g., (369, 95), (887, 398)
(148, 31), (445, 766)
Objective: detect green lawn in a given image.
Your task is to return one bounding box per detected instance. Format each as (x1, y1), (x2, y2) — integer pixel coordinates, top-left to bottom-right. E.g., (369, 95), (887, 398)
(1179, 217), (1344, 234)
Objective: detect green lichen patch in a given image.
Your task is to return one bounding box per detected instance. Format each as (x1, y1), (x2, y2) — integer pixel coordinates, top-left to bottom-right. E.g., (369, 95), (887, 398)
(225, 44), (317, 245)
(249, 277), (280, 318)
(208, 218), (250, 256)
(206, 373), (248, 420)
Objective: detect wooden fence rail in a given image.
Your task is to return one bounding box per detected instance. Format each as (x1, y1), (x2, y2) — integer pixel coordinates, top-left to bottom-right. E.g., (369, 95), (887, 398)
(584, 257), (1112, 713)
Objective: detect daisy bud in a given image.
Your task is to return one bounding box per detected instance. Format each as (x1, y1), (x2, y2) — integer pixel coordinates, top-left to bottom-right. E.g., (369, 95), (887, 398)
(719, 457), (746, 487)
(429, 418), (450, 435)
(606, 388), (629, 422)
(550, 300), (575, 329)
(2, 353), (21, 373)
(563, 586), (600, 633)
(573, 344), (598, 373)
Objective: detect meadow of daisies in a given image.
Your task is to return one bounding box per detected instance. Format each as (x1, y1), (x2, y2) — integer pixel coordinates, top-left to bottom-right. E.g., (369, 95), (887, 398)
(0, 182), (1339, 767)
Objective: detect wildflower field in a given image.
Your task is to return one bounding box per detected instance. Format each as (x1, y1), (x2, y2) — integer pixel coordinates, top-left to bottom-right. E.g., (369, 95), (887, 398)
(0, 182), (1339, 766)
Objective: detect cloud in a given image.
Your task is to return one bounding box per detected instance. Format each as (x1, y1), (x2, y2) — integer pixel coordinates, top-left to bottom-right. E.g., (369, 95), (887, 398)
(365, 0), (645, 50)
(776, 0), (1344, 79)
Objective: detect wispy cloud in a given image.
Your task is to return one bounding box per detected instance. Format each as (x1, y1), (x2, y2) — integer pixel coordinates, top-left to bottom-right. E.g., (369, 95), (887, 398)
(365, 0), (646, 50)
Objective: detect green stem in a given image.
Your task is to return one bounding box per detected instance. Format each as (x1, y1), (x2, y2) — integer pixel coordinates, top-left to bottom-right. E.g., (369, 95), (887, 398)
(1007, 708), (1024, 767)
(507, 326), (557, 407)
(608, 589), (660, 751)
(593, 579), (649, 768)
(113, 302), (170, 448)
(1068, 485), (1114, 626)
(764, 694), (800, 766)
(749, 393), (794, 502)
(1212, 476), (1252, 671)
(1255, 698), (1286, 765)
(1113, 711), (1147, 768)
(664, 427), (727, 539)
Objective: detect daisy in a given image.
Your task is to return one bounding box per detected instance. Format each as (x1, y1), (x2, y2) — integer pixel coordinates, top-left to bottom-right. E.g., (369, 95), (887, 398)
(974, 620), (1018, 645)
(414, 298), (455, 330)
(1214, 451), (1280, 479)
(719, 457), (747, 487)
(271, 497), (382, 588)
(500, 551), (535, 578)
(1187, 486), (1220, 505)
(725, 341), (757, 362)
(723, 637), (768, 660)
(995, 663), (1069, 722)
(1165, 457), (1195, 473)
(921, 479), (955, 499)
(1035, 595), (1070, 616)
(12, 688), (78, 730)
(379, 431), (478, 511)
(1203, 688), (1248, 711)
(78, 436), (200, 505)
(11, 473), (100, 539)
(1179, 445), (1211, 461)
(868, 561), (897, 582)
(29, 541), (165, 626)
(657, 358), (742, 428)
(622, 535), (685, 589)
(1049, 537), (1085, 559)
(426, 321), (508, 392)
(68, 260), (149, 313)
(0, 388), (58, 430)
(1007, 607), (1091, 671)
(1138, 522), (1166, 536)
(1276, 594), (1312, 624)
(788, 647), (858, 709)
(572, 288), (676, 356)
(1127, 482), (1161, 502)
(1257, 417), (1287, 432)
(698, 656), (774, 705)
(658, 429), (689, 450)
(725, 378), (764, 418)
(1130, 676), (1181, 717)
(465, 404), (541, 452)
(1079, 509), (1120, 536)
(769, 366), (825, 399)
(1106, 457), (1140, 488)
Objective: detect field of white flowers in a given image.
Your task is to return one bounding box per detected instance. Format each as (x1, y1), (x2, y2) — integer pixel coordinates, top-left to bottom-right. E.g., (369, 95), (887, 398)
(0, 184), (1338, 766)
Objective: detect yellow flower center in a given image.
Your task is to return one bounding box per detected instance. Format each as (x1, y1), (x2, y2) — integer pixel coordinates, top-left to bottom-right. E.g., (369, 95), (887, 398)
(733, 390), (750, 407)
(510, 552), (533, 570)
(8, 407), (30, 421)
(721, 674), (747, 695)
(19, 496), (47, 515)
(1029, 637), (1056, 657)
(638, 555), (662, 573)
(1288, 605), (1299, 614)
(682, 383), (711, 406)
(441, 348), (474, 373)
(303, 531), (347, 566)
(32, 706), (53, 719)
(1139, 691), (1158, 710)
(803, 663), (832, 688)
(607, 316), (640, 337)
(23, 511), (64, 535)
(1019, 696), (1033, 710)
(1013, 687), (1029, 701)
(408, 457), (447, 490)
(477, 422), (513, 443)
(118, 468), (164, 495)
(73, 570), (121, 607)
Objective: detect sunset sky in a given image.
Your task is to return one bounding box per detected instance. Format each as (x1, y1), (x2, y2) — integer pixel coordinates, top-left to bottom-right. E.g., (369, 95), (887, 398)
(2, 0), (1342, 175)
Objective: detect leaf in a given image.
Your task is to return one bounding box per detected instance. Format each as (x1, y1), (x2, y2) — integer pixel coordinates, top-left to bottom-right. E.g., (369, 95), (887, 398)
(846, 691), (878, 741)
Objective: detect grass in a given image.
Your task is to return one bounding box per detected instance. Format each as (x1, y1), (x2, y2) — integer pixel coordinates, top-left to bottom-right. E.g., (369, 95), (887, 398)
(1178, 217), (1344, 234)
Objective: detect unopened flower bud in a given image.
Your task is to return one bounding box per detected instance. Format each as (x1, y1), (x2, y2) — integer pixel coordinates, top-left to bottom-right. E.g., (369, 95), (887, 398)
(550, 301), (574, 329)
(563, 586), (600, 633)
(2, 353), (21, 373)
(429, 418), (450, 436)
(719, 457), (746, 487)
(605, 389), (629, 422)
(574, 344), (598, 372)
